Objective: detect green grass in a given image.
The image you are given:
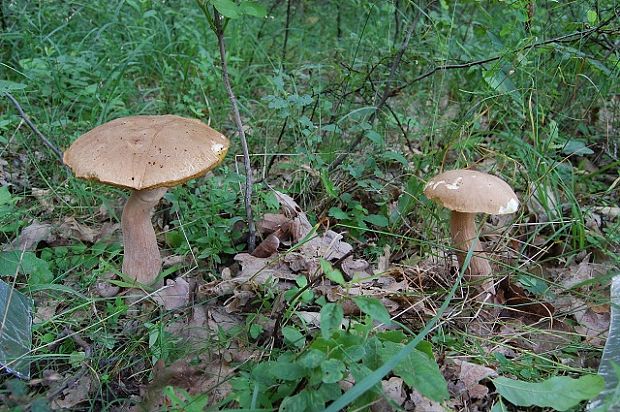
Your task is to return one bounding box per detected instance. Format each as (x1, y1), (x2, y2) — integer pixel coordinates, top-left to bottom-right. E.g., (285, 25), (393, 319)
(1, 0), (619, 410)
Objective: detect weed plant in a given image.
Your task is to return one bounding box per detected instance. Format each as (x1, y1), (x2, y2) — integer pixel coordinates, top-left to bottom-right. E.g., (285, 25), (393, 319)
(1, 0), (618, 410)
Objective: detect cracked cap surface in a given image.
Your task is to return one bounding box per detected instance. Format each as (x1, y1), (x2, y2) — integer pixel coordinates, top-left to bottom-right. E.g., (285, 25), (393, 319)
(64, 115), (229, 190)
(423, 169), (519, 214)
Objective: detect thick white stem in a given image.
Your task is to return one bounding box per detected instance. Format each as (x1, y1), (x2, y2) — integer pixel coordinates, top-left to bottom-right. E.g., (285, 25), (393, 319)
(450, 211), (495, 294)
(121, 187), (167, 285)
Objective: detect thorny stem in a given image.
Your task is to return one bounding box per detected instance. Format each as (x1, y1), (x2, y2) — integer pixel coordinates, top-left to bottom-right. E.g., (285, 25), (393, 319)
(213, 9), (257, 252)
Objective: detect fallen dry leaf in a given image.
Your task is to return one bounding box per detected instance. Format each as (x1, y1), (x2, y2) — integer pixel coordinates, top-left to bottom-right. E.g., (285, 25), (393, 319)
(152, 277), (190, 310)
(93, 272), (120, 298)
(559, 255), (612, 289)
(452, 359), (497, 399)
(234, 253), (296, 283)
(371, 377), (406, 411)
(409, 388), (445, 412)
(252, 233), (280, 258)
(9, 221), (53, 251)
(50, 373), (92, 410)
(256, 213), (291, 235)
(58, 217), (119, 244)
(341, 256), (372, 279)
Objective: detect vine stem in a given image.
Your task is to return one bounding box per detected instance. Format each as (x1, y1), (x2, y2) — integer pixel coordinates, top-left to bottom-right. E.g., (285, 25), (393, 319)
(213, 8), (256, 252)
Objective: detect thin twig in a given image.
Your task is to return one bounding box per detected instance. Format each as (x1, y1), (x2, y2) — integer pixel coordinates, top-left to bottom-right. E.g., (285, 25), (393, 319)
(281, 0), (292, 63)
(324, 15), (617, 174)
(38, 328), (92, 410)
(213, 10), (257, 252)
(399, 15), (618, 91)
(3, 92), (65, 164)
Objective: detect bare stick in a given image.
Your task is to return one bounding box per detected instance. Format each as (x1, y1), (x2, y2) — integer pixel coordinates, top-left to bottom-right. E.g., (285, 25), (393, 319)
(213, 10), (257, 252)
(4, 92), (65, 164)
(281, 0), (292, 62)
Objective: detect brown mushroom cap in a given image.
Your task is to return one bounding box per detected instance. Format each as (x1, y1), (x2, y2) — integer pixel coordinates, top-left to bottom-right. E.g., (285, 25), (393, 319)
(424, 169), (519, 214)
(63, 115), (230, 190)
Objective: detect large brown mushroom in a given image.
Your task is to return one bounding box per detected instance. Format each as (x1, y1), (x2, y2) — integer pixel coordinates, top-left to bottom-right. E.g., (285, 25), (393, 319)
(64, 115), (229, 285)
(423, 169), (519, 295)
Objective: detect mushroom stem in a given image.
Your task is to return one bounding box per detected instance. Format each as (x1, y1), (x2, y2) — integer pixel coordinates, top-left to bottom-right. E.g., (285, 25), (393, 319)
(450, 211), (495, 294)
(121, 187), (168, 285)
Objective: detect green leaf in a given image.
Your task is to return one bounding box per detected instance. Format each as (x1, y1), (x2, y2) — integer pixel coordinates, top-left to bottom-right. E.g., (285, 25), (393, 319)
(0, 251), (53, 285)
(379, 341), (449, 401)
(211, 0), (240, 18)
(561, 139), (594, 156)
(493, 375), (604, 411)
(279, 391), (308, 412)
(298, 349), (326, 369)
(269, 361), (307, 381)
(352, 296), (392, 324)
(365, 129), (384, 145)
(483, 66), (522, 105)
(282, 325), (306, 348)
(587, 9), (598, 24)
(320, 303), (344, 339)
(0, 80), (27, 94)
(321, 169), (339, 198)
(328, 207), (348, 220)
(363, 214), (388, 227)
(320, 259), (345, 285)
(491, 399), (509, 412)
(381, 150), (409, 167)
(321, 359), (346, 384)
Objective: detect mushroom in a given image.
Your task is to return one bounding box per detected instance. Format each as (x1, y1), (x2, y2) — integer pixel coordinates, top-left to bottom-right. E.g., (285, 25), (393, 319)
(423, 169), (518, 295)
(64, 115), (229, 285)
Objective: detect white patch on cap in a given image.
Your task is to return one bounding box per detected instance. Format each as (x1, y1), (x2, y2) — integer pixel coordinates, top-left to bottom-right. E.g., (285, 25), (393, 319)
(445, 177), (463, 190)
(212, 143), (224, 153)
(498, 197), (519, 214)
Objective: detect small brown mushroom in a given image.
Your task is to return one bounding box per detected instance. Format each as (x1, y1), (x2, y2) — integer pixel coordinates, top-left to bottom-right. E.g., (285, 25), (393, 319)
(423, 169), (519, 295)
(64, 115), (229, 285)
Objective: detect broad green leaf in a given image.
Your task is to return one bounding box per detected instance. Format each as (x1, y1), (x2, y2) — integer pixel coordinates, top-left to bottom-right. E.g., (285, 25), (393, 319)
(282, 325), (306, 348)
(0, 80), (26, 93)
(365, 129), (383, 145)
(561, 139), (594, 156)
(0, 251), (53, 284)
(0, 279), (32, 379)
(491, 399), (509, 412)
(321, 359), (345, 383)
(483, 66), (522, 105)
(363, 214), (388, 227)
(279, 391), (308, 412)
(587, 9), (598, 24)
(381, 150), (409, 167)
(320, 303), (343, 339)
(493, 375), (604, 411)
(298, 349), (326, 369)
(352, 296), (392, 324)
(328, 207), (348, 220)
(211, 0), (240, 18)
(269, 361), (307, 381)
(320, 259), (345, 285)
(379, 341), (448, 401)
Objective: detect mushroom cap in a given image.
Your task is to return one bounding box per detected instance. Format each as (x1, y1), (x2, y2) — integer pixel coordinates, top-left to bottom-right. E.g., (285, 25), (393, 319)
(423, 169), (519, 214)
(63, 115), (229, 190)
